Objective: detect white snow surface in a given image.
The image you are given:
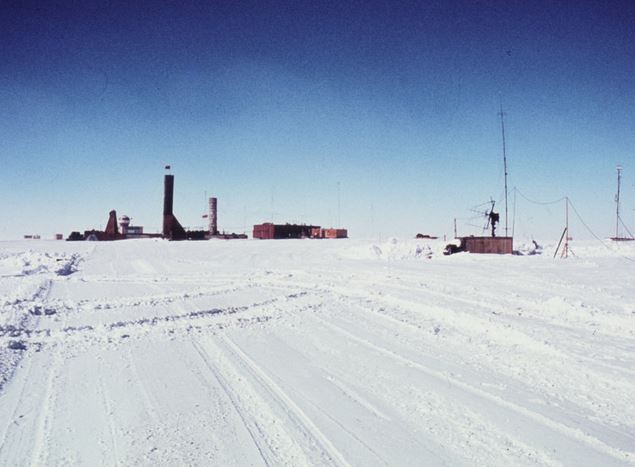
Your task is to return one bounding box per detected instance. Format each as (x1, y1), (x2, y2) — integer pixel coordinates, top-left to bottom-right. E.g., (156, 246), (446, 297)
(0, 238), (634, 466)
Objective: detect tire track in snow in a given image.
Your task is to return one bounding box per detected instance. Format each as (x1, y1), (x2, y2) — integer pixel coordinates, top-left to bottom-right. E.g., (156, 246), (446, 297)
(20, 278), (70, 466)
(398, 289), (635, 378)
(310, 291), (635, 452)
(330, 279), (635, 378)
(248, 272), (635, 448)
(29, 349), (62, 467)
(311, 314), (634, 464)
(191, 339), (287, 466)
(313, 282), (635, 440)
(6, 301), (274, 346)
(263, 268), (633, 350)
(98, 374), (121, 467)
(268, 275), (635, 416)
(0, 355), (35, 460)
(74, 282), (264, 313)
(7, 288), (318, 350)
(324, 375), (392, 422)
(276, 314), (546, 466)
(220, 335), (352, 467)
(369, 274), (634, 350)
(300, 396), (390, 467)
(126, 348), (160, 424)
(0, 277), (53, 391)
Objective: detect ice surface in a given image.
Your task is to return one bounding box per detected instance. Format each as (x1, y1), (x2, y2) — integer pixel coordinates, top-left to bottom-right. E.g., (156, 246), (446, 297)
(0, 238), (633, 466)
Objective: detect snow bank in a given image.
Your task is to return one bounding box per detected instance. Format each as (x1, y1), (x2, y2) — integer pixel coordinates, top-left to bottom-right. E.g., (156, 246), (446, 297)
(341, 237), (445, 260)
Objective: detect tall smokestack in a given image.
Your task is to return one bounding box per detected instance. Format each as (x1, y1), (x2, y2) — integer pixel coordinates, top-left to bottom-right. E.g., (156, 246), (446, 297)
(163, 173), (185, 240)
(164, 174), (174, 218)
(209, 197), (217, 235)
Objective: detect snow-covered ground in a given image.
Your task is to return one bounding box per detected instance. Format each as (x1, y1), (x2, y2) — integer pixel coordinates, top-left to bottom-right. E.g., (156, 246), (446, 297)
(0, 238), (634, 466)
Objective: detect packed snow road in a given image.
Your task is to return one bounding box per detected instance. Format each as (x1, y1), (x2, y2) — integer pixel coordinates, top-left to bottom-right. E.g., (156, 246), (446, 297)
(0, 238), (634, 466)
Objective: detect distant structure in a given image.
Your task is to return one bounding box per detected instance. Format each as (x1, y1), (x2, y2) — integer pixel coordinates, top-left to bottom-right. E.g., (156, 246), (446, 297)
(67, 210), (159, 241)
(62, 169), (253, 242)
(610, 165), (634, 241)
(444, 105), (515, 256)
(67, 171), (220, 241)
(208, 197), (218, 235)
(311, 227), (348, 239)
(105, 210), (119, 237)
(253, 223), (347, 239)
(163, 174), (186, 240)
(71, 210), (124, 241)
(119, 215), (130, 233)
(253, 223), (318, 239)
(201, 196), (247, 239)
(445, 203), (512, 255)
(444, 236), (513, 255)
(119, 215), (144, 237)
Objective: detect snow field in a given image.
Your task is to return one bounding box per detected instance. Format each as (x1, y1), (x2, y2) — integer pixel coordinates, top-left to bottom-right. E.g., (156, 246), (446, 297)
(0, 238), (634, 466)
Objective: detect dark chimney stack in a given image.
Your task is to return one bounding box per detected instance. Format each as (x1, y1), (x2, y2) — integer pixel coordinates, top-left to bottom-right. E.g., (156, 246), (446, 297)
(164, 174), (174, 218)
(163, 174), (186, 240)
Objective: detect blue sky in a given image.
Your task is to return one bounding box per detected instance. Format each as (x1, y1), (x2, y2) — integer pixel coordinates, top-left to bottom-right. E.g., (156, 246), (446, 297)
(2, 0), (634, 241)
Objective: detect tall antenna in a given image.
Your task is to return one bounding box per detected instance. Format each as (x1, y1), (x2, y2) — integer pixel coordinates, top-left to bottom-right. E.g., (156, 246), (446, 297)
(554, 196), (571, 258)
(563, 197), (569, 258)
(337, 181), (341, 227)
(498, 102), (509, 237)
(616, 165), (623, 239)
(270, 186), (275, 223)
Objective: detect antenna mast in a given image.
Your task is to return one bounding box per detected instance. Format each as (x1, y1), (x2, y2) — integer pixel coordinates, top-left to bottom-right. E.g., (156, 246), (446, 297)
(498, 103), (509, 237)
(337, 181), (341, 228)
(616, 165), (622, 239)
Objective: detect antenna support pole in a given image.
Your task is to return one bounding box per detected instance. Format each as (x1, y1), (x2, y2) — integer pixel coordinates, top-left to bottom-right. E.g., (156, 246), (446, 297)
(616, 165), (622, 239)
(498, 103), (509, 237)
(563, 197), (569, 258)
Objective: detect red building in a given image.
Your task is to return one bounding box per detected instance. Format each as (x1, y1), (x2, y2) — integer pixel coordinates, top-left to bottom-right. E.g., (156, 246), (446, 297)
(253, 223), (320, 239)
(314, 228), (348, 239)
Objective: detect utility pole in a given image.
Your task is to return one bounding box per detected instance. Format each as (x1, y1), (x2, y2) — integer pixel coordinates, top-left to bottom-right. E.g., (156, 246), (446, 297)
(498, 103), (509, 237)
(453, 218), (457, 238)
(270, 186), (275, 223)
(563, 197), (569, 258)
(337, 181), (341, 228)
(616, 165), (623, 239)
(554, 197), (572, 259)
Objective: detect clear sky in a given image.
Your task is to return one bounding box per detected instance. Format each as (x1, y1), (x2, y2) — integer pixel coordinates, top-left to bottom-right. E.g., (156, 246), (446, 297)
(2, 0), (634, 241)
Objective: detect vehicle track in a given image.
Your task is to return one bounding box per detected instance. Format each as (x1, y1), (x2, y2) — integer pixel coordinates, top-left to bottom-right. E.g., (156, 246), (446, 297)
(311, 293), (635, 450)
(126, 348), (160, 423)
(29, 348), (62, 467)
(331, 281), (635, 379)
(220, 335), (352, 467)
(0, 354), (35, 460)
(262, 274), (635, 380)
(191, 339), (290, 466)
(71, 281), (270, 312)
(98, 373), (121, 467)
(309, 313), (634, 464)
